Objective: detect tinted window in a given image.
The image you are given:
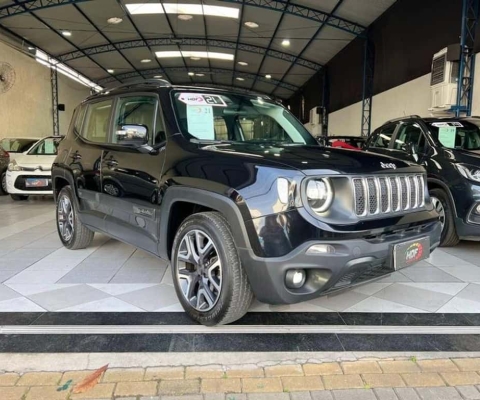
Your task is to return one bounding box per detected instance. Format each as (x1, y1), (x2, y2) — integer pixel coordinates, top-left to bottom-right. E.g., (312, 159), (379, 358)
(394, 123), (426, 153)
(82, 100), (113, 143)
(74, 104), (87, 133)
(428, 120), (480, 150)
(0, 139), (37, 153)
(28, 137), (63, 155)
(370, 124), (396, 148)
(113, 96), (157, 144)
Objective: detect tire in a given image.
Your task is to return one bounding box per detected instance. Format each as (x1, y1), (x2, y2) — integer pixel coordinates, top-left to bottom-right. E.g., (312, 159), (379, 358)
(56, 185), (94, 250)
(10, 194), (28, 201)
(430, 188), (460, 247)
(0, 172), (7, 195)
(171, 211), (254, 326)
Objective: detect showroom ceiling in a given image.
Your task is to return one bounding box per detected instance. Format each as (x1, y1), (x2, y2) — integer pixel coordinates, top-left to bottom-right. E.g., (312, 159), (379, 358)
(0, 0), (396, 98)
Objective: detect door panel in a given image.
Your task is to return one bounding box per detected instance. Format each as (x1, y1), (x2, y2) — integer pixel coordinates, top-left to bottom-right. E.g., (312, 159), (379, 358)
(390, 122), (429, 165)
(366, 122), (398, 158)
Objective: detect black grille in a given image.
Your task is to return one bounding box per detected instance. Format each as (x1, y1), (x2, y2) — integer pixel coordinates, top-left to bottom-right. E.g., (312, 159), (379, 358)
(390, 177), (399, 211)
(330, 260), (393, 291)
(400, 177), (408, 209)
(367, 178), (377, 214)
(354, 179), (365, 215)
(379, 178), (389, 212)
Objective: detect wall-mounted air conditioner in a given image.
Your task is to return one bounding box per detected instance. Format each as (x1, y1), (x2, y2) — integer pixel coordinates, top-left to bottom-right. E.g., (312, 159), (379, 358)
(304, 106), (324, 136)
(429, 45), (460, 113)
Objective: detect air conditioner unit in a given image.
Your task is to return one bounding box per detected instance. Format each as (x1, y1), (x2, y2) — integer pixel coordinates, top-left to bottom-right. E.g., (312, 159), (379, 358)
(429, 45), (460, 113)
(304, 106), (324, 136)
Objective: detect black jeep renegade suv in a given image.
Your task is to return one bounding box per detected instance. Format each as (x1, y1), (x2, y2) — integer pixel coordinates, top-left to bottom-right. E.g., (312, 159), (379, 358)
(52, 80), (441, 325)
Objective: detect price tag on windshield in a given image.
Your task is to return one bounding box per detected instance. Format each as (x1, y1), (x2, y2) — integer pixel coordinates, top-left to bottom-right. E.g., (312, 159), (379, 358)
(438, 126), (457, 148)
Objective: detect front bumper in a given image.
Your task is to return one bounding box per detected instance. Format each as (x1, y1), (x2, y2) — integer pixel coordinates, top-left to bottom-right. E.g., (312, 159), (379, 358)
(6, 170), (53, 195)
(239, 220), (441, 304)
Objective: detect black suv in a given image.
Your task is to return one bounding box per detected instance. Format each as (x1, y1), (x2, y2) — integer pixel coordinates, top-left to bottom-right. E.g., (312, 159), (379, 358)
(365, 115), (480, 247)
(52, 81), (441, 325)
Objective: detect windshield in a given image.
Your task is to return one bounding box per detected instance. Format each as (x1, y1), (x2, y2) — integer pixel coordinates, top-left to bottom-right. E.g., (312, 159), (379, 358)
(172, 91), (317, 145)
(428, 121), (480, 150)
(27, 137), (62, 155)
(0, 138), (37, 153)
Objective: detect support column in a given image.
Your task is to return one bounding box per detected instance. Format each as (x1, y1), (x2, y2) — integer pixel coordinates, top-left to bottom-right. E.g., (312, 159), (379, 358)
(322, 67), (329, 137)
(361, 34), (375, 137)
(455, 0), (480, 117)
(50, 63), (59, 136)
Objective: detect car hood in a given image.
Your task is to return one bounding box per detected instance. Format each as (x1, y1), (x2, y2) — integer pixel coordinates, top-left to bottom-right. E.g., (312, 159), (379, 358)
(446, 148), (480, 165)
(13, 154), (56, 170)
(199, 143), (419, 175)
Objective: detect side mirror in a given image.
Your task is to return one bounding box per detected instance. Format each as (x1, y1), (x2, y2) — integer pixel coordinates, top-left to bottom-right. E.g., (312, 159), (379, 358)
(115, 124), (148, 145)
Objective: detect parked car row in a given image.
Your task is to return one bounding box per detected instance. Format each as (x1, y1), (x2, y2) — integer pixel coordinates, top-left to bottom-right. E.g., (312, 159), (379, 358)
(0, 136), (61, 200)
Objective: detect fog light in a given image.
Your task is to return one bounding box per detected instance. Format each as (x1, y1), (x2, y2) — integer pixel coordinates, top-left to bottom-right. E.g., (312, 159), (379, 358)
(285, 269), (306, 289)
(306, 244), (335, 255)
(475, 204), (480, 215)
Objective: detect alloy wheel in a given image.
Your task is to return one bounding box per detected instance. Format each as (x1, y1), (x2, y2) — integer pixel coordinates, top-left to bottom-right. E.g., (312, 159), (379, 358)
(57, 195), (74, 242)
(431, 196), (446, 231)
(175, 229), (222, 312)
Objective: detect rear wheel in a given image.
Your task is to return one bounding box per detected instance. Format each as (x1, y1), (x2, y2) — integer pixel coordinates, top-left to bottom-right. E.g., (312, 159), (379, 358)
(0, 172), (7, 195)
(57, 185), (94, 249)
(10, 194), (28, 201)
(171, 212), (254, 326)
(430, 188), (459, 247)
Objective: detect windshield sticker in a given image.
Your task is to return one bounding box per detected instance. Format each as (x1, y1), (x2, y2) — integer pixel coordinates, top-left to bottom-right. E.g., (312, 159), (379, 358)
(187, 105), (215, 140)
(179, 93), (226, 107)
(438, 126), (457, 148)
(432, 122), (464, 128)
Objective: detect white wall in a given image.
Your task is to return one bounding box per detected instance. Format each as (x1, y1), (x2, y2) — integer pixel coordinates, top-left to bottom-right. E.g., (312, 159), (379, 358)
(0, 39), (90, 139)
(328, 53), (480, 136)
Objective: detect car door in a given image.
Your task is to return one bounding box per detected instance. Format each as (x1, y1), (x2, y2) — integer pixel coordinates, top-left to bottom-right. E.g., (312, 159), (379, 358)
(101, 94), (167, 254)
(70, 99), (113, 230)
(388, 121), (430, 166)
(365, 122), (399, 157)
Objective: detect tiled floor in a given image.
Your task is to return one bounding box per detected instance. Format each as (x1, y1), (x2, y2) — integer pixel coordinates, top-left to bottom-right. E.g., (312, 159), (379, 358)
(1, 196), (480, 313)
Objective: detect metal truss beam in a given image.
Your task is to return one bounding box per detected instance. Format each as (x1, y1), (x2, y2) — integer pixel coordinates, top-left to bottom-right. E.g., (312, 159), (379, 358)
(221, 0), (365, 36)
(58, 37), (322, 71)
(0, 0), (90, 20)
(176, 82), (259, 95)
(50, 62), (59, 136)
(98, 67), (299, 92)
(455, 0), (480, 116)
(361, 35), (375, 137)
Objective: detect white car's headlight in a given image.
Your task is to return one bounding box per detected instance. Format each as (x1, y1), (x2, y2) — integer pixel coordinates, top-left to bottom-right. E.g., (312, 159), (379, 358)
(7, 160), (23, 172)
(305, 178), (333, 212)
(457, 164), (480, 182)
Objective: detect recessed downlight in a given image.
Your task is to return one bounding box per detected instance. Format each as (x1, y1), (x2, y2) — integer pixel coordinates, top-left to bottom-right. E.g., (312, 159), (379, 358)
(141, 59), (152, 63)
(195, 73), (205, 76)
(236, 77), (245, 81)
(265, 74), (272, 79)
(281, 39), (290, 47)
(107, 69), (115, 73)
(154, 75), (162, 78)
(27, 46), (35, 50)
(178, 14), (193, 20)
(156, 51), (233, 61)
(190, 56), (202, 61)
(61, 30), (72, 37)
(244, 21), (259, 28)
(188, 72), (195, 76)
(126, 4), (239, 19)
(107, 17), (123, 24)
(237, 61), (248, 66)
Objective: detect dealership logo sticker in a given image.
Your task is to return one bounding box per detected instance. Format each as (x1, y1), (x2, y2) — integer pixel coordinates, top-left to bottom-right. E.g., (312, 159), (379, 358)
(179, 93), (226, 106)
(405, 242), (424, 264)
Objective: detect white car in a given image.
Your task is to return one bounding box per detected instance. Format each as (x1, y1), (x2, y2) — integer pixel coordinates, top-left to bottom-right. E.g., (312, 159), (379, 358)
(6, 136), (63, 201)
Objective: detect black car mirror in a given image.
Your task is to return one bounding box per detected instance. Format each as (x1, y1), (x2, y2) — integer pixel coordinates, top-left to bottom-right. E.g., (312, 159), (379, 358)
(115, 124), (148, 145)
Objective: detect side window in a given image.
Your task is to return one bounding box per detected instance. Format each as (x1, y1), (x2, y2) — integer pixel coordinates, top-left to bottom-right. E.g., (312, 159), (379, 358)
(74, 104), (87, 133)
(394, 122), (426, 153)
(81, 100), (113, 143)
(370, 124), (396, 149)
(113, 96), (157, 144)
(214, 117), (229, 141)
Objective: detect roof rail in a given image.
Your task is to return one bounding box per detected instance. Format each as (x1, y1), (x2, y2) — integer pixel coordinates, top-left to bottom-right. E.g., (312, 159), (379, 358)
(383, 115), (421, 124)
(103, 79), (171, 92)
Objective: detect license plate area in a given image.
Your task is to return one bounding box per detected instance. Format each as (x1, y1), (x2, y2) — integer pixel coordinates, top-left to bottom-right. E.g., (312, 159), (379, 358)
(393, 236), (430, 270)
(25, 178), (49, 188)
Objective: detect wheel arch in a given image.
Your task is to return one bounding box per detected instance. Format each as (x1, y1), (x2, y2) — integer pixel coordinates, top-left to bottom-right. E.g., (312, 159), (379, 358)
(427, 177), (458, 217)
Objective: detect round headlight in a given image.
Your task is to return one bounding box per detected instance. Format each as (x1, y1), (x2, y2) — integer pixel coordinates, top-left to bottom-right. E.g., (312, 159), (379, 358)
(306, 178), (333, 212)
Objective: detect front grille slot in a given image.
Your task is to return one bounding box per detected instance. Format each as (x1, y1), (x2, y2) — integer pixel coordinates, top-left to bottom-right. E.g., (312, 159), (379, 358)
(353, 174), (426, 218)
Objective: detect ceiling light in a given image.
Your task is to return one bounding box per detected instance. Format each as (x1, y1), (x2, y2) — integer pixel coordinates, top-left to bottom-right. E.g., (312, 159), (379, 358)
(107, 17), (123, 24)
(236, 77), (245, 81)
(281, 39), (291, 47)
(126, 3), (239, 19)
(265, 74), (272, 79)
(195, 73), (205, 76)
(244, 21), (259, 28)
(188, 72), (195, 76)
(141, 59), (152, 63)
(107, 69), (115, 73)
(27, 46), (35, 50)
(61, 30), (72, 37)
(178, 14), (193, 21)
(154, 75), (162, 78)
(190, 57), (201, 61)
(238, 61), (248, 66)
(156, 51), (233, 61)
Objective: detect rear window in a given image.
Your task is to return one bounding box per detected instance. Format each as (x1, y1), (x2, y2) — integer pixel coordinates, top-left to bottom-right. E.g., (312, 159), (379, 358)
(0, 139), (37, 153)
(27, 137), (63, 155)
(428, 121), (480, 150)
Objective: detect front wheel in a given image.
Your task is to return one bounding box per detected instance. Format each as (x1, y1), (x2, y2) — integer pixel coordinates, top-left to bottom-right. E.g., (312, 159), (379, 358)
(171, 212), (254, 326)
(430, 188), (459, 247)
(56, 185), (94, 249)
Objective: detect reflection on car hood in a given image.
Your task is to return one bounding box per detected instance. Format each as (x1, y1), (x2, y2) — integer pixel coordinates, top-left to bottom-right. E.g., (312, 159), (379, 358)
(199, 142), (418, 174)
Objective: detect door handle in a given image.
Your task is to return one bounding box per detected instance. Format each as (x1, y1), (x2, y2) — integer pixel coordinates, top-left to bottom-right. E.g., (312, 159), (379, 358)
(71, 151), (81, 160)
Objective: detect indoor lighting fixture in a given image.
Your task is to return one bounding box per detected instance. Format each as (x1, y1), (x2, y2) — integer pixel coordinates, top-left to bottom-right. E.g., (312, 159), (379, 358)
(61, 30), (72, 37)
(107, 69), (115, 73)
(188, 72), (195, 76)
(141, 59), (152, 63)
(154, 75), (162, 78)
(178, 14), (193, 21)
(244, 21), (259, 28)
(265, 74), (272, 79)
(236, 77), (245, 81)
(126, 3), (239, 19)
(238, 61), (248, 66)
(196, 73), (205, 76)
(107, 17), (123, 24)
(281, 39), (291, 47)
(190, 56), (202, 60)
(27, 46), (35, 50)
(156, 51), (233, 61)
